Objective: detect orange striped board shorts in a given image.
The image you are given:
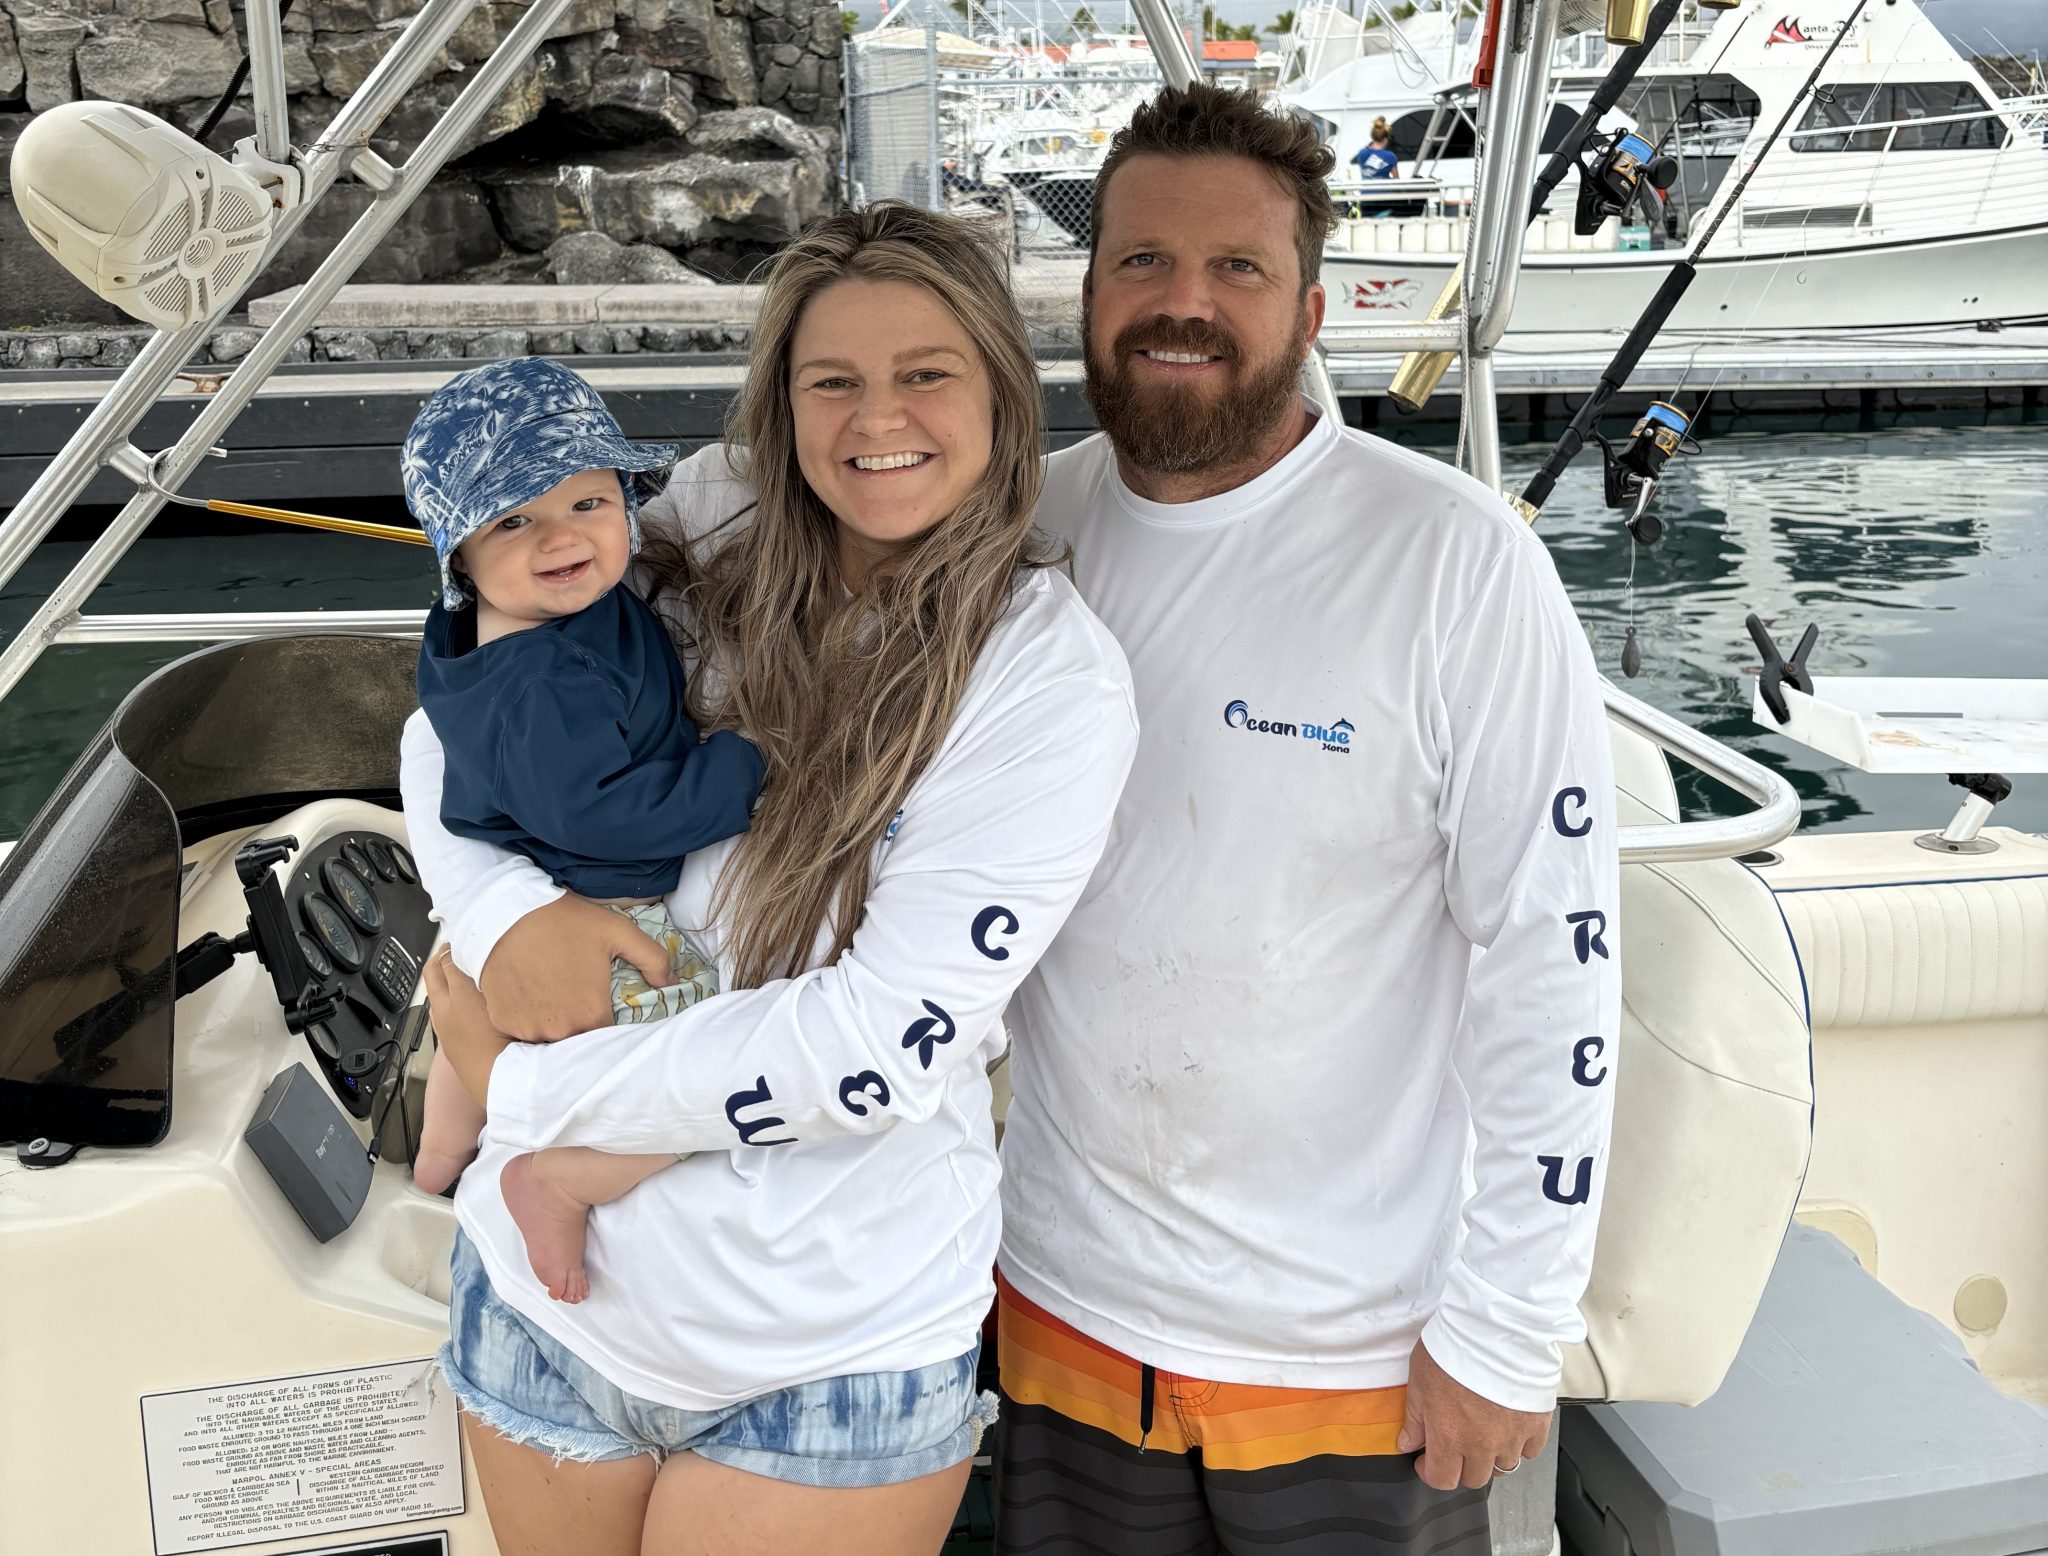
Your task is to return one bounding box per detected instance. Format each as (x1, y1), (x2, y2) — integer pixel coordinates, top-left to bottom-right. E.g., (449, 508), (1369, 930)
(992, 1273), (1491, 1555)
(995, 1271), (1410, 1470)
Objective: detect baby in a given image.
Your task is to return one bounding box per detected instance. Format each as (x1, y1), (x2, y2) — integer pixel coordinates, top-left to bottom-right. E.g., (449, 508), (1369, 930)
(406, 357), (764, 1303)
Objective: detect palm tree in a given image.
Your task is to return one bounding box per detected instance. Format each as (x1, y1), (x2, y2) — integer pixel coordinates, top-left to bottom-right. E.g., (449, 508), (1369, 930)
(1069, 2), (1097, 36)
(1271, 7), (1296, 41)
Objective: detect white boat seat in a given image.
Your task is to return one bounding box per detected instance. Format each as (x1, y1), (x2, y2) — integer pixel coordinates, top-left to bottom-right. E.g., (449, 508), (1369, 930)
(1775, 875), (2048, 1030)
(1560, 730), (1815, 1405)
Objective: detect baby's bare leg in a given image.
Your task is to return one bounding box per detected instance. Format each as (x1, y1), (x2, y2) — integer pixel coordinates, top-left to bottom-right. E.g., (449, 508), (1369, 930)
(414, 1047), (486, 1195)
(501, 1148), (676, 1305)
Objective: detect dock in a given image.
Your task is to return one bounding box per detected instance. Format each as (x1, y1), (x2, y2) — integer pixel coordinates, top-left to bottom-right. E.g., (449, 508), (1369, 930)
(5, 313), (2046, 508)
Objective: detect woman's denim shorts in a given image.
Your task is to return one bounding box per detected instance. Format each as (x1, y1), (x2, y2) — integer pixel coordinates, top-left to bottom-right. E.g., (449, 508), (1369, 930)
(438, 1231), (998, 1489)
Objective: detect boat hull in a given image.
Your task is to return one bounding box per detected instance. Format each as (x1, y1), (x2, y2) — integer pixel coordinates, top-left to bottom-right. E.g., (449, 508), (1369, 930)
(1319, 221), (2048, 332)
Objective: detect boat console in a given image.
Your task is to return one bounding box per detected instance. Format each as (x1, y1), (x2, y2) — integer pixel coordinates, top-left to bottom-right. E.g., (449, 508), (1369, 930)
(0, 636), (500, 1553)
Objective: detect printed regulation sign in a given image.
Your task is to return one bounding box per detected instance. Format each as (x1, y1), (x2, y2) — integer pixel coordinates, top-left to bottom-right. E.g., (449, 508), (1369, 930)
(139, 1360), (464, 1555)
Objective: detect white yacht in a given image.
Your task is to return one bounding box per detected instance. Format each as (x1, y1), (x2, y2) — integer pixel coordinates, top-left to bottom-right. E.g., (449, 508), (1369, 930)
(2, 1), (2046, 1552)
(1317, 0), (2048, 330)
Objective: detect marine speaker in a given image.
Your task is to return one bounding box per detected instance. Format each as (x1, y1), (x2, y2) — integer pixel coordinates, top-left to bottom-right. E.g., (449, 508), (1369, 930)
(11, 101), (275, 332)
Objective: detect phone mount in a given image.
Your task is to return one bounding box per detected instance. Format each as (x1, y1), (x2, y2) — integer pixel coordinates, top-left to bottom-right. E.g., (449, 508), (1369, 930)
(174, 836), (339, 1032)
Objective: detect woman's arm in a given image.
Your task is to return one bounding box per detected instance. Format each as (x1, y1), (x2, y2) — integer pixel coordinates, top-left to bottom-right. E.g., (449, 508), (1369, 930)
(399, 711), (668, 1040)
(481, 667), (1139, 1157)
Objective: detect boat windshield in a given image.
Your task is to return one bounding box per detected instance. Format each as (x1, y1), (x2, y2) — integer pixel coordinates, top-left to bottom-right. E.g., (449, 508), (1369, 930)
(0, 635), (417, 1156)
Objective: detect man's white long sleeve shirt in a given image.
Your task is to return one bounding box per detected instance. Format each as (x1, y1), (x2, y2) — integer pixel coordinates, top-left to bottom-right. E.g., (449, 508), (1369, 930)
(999, 408), (1621, 1412)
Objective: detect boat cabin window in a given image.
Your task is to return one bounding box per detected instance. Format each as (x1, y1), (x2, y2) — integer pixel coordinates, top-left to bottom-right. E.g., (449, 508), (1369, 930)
(1614, 75), (1762, 233)
(1390, 108), (1474, 162)
(1791, 82), (2007, 152)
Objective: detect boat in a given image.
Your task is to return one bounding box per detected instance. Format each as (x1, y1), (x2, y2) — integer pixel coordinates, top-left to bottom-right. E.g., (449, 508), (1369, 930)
(1317, 0), (2048, 330)
(2, 0), (2046, 1552)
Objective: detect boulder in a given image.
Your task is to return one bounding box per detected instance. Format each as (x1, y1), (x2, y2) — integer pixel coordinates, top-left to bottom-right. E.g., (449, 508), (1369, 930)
(208, 326), (261, 361)
(465, 327), (529, 357)
(265, 181), (504, 288)
(685, 104), (824, 165)
(544, 230), (629, 285)
(446, 0), (615, 65)
(620, 0), (755, 105)
(621, 242), (707, 283)
(75, 18), (241, 101)
(487, 143), (826, 253)
(1, 14), (25, 102)
(582, 53), (696, 139)
(15, 13), (86, 110)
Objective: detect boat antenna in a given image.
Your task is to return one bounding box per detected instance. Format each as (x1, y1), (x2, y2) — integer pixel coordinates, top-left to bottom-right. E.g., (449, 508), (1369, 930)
(1515, 0), (1874, 519)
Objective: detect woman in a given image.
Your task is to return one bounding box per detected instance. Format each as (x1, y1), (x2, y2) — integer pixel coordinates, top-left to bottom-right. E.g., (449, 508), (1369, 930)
(1350, 116), (1401, 217)
(401, 203), (1138, 1554)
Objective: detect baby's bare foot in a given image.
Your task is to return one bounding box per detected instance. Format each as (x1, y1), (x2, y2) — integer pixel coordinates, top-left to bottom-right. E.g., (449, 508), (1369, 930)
(412, 1145), (475, 1197)
(502, 1152), (596, 1303)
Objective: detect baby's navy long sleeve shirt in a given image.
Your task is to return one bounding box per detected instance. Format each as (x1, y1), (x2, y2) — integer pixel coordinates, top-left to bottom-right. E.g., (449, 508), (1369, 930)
(416, 586), (764, 900)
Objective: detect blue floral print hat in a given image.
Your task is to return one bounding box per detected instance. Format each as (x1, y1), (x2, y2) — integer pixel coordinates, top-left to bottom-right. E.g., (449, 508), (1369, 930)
(402, 357), (680, 609)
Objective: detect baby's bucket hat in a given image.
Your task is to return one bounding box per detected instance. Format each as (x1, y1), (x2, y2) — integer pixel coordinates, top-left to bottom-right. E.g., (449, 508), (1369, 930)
(403, 357), (679, 608)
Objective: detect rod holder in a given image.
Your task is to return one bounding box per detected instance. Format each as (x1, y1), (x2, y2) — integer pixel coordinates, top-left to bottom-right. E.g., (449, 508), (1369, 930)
(1387, 265), (1464, 411)
(1606, 0), (1653, 44)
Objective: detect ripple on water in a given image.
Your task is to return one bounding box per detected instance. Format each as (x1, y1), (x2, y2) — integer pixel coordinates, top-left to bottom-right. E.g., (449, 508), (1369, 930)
(2, 422), (2045, 840)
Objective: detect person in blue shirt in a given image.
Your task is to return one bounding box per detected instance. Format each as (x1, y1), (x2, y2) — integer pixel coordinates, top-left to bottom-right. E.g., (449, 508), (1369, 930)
(406, 356), (766, 1304)
(1350, 115), (1402, 216)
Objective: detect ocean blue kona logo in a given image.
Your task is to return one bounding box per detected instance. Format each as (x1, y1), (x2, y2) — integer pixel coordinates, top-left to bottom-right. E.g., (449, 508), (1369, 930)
(1224, 700), (1353, 755)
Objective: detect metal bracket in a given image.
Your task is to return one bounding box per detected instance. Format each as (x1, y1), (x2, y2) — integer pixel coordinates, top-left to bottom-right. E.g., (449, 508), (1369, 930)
(1915, 772), (2013, 855)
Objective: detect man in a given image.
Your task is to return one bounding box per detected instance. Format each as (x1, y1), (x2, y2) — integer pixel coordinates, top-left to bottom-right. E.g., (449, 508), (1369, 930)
(991, 85), (1620, 1553)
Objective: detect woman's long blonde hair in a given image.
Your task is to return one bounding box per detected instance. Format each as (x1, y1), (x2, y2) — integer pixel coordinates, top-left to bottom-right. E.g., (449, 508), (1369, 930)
(647, 203), (1059, 987)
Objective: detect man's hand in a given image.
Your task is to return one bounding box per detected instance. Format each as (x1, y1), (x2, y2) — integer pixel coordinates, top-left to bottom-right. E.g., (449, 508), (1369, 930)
(1396, 1339), (1551, 1492)
(426, 946), (513, 1107)
(477, 896), (670, 1041)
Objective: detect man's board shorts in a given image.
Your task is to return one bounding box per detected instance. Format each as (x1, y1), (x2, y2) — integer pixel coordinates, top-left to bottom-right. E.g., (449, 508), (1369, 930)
(606, 901), (716, 1023)
(993, 1272), (1491, 1556)
(440, 1230), (999, 1486)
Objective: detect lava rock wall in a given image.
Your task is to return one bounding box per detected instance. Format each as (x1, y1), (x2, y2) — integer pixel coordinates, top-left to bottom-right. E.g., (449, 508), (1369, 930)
(0, 0), (844, 325)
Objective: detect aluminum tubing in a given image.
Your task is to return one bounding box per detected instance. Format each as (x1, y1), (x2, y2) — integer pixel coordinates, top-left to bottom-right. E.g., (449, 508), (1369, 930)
(246, 0), (293, 162)
(0, 0), (581, 706)
(1605, 685), (1802, 864)
(53, 610), (428, 643)
(0, 0), (489, 603)
(1463, 351), (1502, 491)
(1474, 0), (1565, 349)
(1127, 0), (1200, 87)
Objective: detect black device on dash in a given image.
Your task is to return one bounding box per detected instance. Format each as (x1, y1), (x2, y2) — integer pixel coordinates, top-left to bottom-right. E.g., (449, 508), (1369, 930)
(244, 1065), (372, 1242)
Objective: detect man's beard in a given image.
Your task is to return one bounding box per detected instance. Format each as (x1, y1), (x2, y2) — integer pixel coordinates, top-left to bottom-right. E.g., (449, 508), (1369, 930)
(1082, 301), (1308, 476)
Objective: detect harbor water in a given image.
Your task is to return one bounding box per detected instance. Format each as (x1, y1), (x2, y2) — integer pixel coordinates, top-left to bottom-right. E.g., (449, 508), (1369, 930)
(2, 418), (2045, 843)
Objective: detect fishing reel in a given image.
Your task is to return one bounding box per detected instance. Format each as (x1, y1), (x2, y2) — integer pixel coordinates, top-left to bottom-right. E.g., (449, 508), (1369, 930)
(1597, 401), (1698, 545)
(1574, 129), (1678, 236)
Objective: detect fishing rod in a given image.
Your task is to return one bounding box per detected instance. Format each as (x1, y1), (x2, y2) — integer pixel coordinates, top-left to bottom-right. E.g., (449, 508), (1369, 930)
(1515, 0), (1874, 517)
(1390, 0), (1689, 410)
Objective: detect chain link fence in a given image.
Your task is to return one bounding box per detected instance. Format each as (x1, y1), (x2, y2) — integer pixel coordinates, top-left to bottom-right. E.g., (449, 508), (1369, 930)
(843, 19), (1165, 264)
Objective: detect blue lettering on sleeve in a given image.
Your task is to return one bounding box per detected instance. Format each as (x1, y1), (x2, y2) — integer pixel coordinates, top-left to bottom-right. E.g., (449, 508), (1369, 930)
(1566, 909), (1610, 963)
(724, 1075), (795, 1146)
(901, 1000), (957, 1070)
(838, 1070), (892, 1117)
(1571, 1035), (1608, 1087)
(1552, 787), (1592, 837)
(971, 905), (1020, 961)
(1539, 1154), (1595, 1205)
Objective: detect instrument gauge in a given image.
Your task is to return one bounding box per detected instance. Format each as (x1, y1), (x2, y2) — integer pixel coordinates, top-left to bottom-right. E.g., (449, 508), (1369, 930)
(364, 837), (398, 881)
(389, 843), (418, 885)
(296, 931), (334, 982)
(341, 840), (376, 881)
(302, 892), (363, 971)
(321, 858), (383, 935)
(306, 1022), (341, 1061)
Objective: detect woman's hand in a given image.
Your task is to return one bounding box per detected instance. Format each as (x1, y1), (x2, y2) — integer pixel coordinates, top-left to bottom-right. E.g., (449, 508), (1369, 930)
(427, 945), (514, 1107)
(479, 895), (669, 1041)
